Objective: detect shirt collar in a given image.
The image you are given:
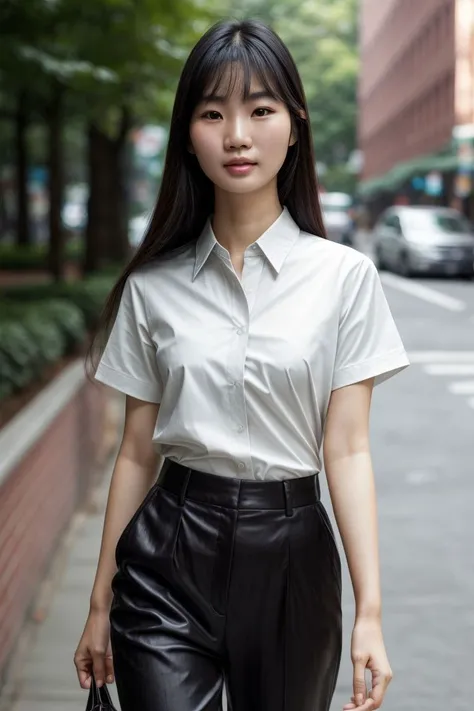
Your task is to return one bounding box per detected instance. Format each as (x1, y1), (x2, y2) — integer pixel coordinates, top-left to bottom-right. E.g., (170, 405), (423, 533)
(193, 206), (300, 281)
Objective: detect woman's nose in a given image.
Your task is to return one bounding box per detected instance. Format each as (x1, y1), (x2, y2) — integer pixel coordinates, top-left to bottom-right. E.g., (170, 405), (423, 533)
(224, 118), (253, 150)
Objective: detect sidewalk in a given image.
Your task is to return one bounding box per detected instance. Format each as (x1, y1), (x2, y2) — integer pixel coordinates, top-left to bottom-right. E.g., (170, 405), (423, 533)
(4, 458), (121, 711)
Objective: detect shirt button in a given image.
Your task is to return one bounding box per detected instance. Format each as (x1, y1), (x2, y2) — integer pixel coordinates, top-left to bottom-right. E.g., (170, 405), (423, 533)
(236, 328), (243, 335)
(237, 425), (244, 432)
(238, 462), (245, 470)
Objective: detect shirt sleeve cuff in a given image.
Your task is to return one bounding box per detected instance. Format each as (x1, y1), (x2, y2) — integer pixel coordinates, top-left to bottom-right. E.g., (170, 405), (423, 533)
(332, 349), (410, 391)
(94, 362), (162, 403)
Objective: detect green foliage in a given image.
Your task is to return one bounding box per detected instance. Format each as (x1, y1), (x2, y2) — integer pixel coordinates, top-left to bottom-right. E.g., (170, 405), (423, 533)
(0, 301), (65, 400)
(1, 274), (117, 328)
(0, 240), (84, 270)
(41, 299), (87, 351)
(0, 320), (39, 399)
(0, 270), (116, 400)
(1, 0), (223, 127)
(322, 164), (357, 195)
(232, 0), (358, 172)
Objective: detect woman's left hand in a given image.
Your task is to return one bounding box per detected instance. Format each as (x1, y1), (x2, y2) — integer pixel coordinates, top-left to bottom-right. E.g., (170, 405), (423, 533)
(343, 617), (393, 711)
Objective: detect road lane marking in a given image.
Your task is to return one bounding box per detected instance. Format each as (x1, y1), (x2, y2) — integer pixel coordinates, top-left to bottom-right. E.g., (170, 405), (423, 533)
(380, 272), (467, 312)
(409, 351), (474, 363)
(408, 352), (474, 411)
(423, 364), (474, 376)
(405, 470), (437, 485)
(448, 381), (474, 395)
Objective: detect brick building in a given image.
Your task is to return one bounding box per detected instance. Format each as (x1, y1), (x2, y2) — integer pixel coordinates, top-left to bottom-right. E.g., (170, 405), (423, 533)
(358, 0), (474, 208)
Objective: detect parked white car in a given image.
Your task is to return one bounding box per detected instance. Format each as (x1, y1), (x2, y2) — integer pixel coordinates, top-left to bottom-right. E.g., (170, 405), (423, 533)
(320, 192), (352, 244)
(373, 206), (474, 278)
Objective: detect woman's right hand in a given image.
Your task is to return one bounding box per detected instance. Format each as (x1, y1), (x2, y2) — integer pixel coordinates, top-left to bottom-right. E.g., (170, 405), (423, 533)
(74, 607), (114, 690)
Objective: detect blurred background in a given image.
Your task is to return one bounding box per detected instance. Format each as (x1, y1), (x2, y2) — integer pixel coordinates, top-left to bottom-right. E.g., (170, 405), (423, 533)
(0, 1), (473, 711)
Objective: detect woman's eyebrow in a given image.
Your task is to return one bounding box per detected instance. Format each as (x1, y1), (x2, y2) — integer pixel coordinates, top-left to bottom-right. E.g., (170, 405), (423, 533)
(201, 90), (276, 103)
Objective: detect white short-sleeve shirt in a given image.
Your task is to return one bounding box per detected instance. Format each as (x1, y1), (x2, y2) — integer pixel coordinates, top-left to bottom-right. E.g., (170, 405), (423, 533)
(95, 206), (409, 481)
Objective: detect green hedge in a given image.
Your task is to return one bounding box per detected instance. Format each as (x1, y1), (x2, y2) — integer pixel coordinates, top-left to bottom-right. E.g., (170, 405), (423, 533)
(2, 275), (116, 329)
(0, 299), (86, 400)
(0, 273), (117, 401)
(0, 241), (84, 270)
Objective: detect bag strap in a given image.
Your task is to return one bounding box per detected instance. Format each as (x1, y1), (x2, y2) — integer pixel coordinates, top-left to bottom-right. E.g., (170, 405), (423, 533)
(87, 677), (117, 710)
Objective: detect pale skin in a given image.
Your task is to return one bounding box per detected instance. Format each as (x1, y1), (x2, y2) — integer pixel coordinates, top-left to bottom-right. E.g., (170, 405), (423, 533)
(74, 68), (393, 710)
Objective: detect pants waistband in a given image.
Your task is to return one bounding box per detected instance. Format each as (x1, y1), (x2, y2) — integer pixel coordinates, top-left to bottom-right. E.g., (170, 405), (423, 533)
(157, 459), (321, 516)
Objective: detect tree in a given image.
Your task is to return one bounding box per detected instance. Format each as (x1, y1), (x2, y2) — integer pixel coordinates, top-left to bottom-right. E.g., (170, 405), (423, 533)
(232, 0), (359, 175)
(51, 0), (221, 272)
(0, 0), (222, 276)
(0, 0), (120, 275)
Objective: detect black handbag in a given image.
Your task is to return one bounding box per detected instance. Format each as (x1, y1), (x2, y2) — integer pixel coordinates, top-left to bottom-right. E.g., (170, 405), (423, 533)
(86, 677), (118, 711)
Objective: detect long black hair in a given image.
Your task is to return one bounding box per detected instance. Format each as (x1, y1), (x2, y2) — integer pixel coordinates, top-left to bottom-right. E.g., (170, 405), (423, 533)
(88, 18), (326, 370)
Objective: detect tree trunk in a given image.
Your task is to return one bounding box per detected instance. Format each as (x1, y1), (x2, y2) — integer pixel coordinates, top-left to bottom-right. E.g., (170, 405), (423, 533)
(47, 84), (65, 282)
(107, 106), (131, 263)
(84, 123), (108, 273)
(84, 107), (131, 274)
(15, 91), (30, 246)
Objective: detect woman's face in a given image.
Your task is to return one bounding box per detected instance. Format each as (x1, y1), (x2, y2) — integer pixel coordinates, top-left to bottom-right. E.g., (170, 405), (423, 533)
(189, 67), (296, 195)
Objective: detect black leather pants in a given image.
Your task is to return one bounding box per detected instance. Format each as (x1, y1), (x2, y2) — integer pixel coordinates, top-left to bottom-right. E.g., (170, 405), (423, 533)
(110, 459), (342, 711)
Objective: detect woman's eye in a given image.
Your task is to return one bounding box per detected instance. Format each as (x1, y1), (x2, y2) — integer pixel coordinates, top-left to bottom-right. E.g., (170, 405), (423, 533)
(203, 111), (221, 120)
(253, 107), (273, 117)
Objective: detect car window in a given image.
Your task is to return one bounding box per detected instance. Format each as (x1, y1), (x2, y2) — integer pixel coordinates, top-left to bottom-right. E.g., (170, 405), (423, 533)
(385, 214), (402, 231)
(434, 214), (471, 233)
(403, 210), (471, 233)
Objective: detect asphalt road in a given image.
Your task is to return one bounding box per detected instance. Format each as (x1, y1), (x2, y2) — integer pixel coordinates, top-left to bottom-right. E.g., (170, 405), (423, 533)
(328, 255), (474, 711)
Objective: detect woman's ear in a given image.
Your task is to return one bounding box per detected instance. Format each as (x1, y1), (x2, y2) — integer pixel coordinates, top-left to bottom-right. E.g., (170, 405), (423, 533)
(289, 131), (297, 147)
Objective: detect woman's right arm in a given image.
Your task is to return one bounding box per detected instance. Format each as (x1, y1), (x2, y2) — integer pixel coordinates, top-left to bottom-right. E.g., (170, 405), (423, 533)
(74, 394), (160, 690)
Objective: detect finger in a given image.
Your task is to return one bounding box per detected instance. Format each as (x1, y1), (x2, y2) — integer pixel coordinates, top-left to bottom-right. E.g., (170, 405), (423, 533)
(73, 650), (92, 689)
(343, 704), (357, 710)
(355, 699), (375, 711)
(353, 659), (368, 706)
(105, 653), (115, 684)
(91, 651), (106, 688)
(369, 679), (388, 709)
(78, 669), (93, 690)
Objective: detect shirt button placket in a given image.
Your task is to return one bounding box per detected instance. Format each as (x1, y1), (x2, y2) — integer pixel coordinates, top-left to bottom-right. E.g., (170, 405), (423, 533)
(233, 294), (250, 474)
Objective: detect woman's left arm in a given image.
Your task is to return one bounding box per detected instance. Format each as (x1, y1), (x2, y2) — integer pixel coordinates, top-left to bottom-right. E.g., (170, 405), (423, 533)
(323, 377), (393, 711)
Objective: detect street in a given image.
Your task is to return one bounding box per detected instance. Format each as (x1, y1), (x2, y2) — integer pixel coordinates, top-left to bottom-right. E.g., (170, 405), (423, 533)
(329, 265), (474, 711)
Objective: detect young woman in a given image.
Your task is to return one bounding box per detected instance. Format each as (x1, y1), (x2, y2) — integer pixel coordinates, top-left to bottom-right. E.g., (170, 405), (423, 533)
(74, 18), (409, 711)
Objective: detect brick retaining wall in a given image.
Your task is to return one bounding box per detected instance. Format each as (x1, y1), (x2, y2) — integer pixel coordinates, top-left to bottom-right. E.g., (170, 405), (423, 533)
(0, 363), (110, 679)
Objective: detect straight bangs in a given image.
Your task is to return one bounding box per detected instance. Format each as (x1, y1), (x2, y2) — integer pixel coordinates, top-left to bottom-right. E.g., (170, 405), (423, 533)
(189, 37), (300, 116)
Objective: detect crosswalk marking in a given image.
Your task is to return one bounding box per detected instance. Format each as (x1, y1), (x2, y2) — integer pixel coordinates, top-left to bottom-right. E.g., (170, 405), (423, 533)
(448, 381), (474, 395)
(423, 364), (474, 376)
(409, 351), (474, 363)
(409, 351), (474, 411)
(381, 273), (467, 311)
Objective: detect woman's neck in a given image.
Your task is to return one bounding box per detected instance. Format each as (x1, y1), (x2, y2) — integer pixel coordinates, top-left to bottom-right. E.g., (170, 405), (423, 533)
(211, 188), (282, 255)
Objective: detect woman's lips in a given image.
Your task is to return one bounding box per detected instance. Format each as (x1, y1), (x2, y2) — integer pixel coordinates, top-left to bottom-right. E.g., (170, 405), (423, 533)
(224, 162), (257, 176)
